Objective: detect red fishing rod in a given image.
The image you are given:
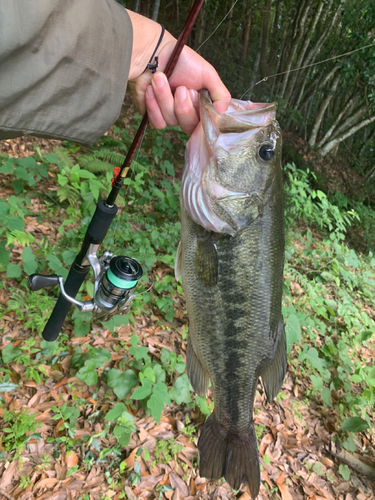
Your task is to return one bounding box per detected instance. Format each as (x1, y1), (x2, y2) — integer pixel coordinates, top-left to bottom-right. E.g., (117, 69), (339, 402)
(29, 0), (205, 341)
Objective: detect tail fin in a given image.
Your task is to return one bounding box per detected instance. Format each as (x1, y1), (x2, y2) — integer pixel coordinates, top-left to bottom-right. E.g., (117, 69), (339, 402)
(198, 414), (260, 497)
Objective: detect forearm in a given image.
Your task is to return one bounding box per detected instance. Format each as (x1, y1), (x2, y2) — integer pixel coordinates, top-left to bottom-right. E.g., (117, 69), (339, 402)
(126, 10), (177, 81)
(0, 0), (133, 145)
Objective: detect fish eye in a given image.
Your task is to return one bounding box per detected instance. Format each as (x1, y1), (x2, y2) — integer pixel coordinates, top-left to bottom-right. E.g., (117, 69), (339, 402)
(258, 144), (275, 161)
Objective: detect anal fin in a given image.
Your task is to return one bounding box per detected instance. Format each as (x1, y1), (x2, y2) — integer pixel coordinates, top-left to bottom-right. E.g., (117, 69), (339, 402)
(187, 336), (209, 397)
(261, 320), (287, 403)
(174, 241), (182, 281)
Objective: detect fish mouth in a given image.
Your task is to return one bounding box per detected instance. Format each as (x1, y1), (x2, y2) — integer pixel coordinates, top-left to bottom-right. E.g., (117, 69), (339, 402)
(200, 89), (278, 133)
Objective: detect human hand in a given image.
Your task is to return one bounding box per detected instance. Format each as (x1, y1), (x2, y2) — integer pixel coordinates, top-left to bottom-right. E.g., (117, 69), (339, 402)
(127, 10), (231, 134)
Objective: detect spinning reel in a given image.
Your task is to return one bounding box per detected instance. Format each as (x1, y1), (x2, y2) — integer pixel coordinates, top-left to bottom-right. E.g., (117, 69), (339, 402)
(29, 248), (146, 320)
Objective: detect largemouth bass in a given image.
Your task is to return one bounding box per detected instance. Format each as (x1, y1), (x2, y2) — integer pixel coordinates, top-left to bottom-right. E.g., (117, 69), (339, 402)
(175, 90), (286, 497)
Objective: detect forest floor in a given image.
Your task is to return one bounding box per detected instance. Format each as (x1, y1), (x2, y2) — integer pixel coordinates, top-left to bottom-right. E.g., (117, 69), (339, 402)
(0, 105), (375, 500)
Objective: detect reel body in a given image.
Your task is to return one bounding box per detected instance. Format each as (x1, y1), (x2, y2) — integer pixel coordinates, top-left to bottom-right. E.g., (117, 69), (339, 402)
(29, 248), (143, 321)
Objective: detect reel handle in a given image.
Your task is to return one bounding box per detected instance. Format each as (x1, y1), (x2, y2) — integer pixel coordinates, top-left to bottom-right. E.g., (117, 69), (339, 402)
(28, 274), (59, 291)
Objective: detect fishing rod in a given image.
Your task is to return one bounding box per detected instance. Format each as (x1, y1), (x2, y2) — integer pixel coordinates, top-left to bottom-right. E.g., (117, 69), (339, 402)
(28, 0), (205, 342)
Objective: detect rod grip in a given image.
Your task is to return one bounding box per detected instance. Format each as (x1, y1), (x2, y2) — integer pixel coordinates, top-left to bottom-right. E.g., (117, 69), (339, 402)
(42, 263), (90, 341)
(41, 200), (118, 342)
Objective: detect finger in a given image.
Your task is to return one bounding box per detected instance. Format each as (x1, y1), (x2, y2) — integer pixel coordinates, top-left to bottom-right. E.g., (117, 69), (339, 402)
(128, 72), (152, 116)
(174, 87), (199, 135)
(200, 65), (231, 114)
(145, 85), (167, 129)
(188, 89), (199, 115)
(151, 72), (179, 127)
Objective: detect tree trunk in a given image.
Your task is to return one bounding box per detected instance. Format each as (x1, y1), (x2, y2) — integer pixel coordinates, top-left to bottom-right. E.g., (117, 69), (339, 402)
(319, 115), (375, 156)
(196, 5), (206, 46)
(134, 0), (141, 13)
(316, 95), (358, 149)
(302, 2), (340, 70)
(298, 65), (338, 111)
(271, 0), (281, 38)
(327, 104), (369, 144)
(279, 1), (311, 98)
(140, 0), (147, 17)
(242, 13), (252, 63)
(247, 32), (262, 99)
(151, 0), (160, 21)
(309, 72), (340, 147)
(285, 1), (325, 104)
(259, 0), (273, 78)
(223, 4), (234, 50)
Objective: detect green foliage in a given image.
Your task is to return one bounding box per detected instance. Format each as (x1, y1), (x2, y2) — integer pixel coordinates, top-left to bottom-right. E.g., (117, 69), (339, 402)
(1, 407), (40, 455)
(57, 162), (107, 206)
(0, 155), (48, 193)
(72, 346), (112, 386)
(283, 162), (375, 433)
(284, 163), (359, 238)
(104, 403), (136, 447)
(107, 368), (137, 399)
(329, 190), (375, 252)
(155, 437), (184, 464)
(340, 417), (369, 433)
(338, 464), (351, 481)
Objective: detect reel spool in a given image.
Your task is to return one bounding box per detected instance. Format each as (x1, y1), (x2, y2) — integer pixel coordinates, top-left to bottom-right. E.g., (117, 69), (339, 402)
(95, 256), (143, 314)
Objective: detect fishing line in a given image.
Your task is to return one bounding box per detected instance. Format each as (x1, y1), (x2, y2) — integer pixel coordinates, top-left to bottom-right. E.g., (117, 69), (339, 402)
(195, 0), (240, 53)
(239, 41), (375, 100)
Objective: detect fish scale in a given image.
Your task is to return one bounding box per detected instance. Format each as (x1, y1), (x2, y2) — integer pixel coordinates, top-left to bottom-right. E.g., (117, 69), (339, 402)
(175, 90), (286, 497)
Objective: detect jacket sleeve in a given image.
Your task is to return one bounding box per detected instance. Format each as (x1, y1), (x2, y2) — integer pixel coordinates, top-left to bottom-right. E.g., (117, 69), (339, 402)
(0, 0), (133, 145)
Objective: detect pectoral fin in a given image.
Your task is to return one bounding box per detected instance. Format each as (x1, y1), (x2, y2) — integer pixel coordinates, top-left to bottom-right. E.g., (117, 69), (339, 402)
(261, 321), (287, 402)
(194, 233), (219, 287)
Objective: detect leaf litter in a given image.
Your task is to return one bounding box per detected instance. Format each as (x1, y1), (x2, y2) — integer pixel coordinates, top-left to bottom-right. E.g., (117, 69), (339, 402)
(1, 131), (375, 500)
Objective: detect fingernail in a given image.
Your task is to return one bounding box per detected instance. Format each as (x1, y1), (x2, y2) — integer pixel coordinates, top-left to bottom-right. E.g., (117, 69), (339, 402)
(189, 89), (197, 104)
(153, 72), (165, 88)
(176, 86), (187, 101)
(146, 85), (154, 98)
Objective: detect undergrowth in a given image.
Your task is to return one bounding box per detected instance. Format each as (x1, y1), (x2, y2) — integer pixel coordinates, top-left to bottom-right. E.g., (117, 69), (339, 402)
(0, 129), (374, 484)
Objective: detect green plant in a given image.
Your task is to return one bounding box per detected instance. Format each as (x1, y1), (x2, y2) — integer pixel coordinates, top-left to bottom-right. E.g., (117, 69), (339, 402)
(19, 475), (33, 489)
(1, 407), (40, 455)
(155, 437), (184, 464)
(71, 346), (112, 386)
(284, 163), (359, 238)
(50, 401), (80, 449)
(104, 403), (136, 447)
(282, 165), (375, 432)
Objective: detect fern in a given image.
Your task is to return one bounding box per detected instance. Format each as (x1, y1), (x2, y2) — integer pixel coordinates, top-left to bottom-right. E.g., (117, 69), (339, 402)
(286, 265), (309, 288)
(57, 184), (80, 205)
(79, 159), (114, 173)
(7, 230), (36, 246)
(53, 147), (75, 168)
(78, 149), (125, 171)
(98, 136), (130, 151)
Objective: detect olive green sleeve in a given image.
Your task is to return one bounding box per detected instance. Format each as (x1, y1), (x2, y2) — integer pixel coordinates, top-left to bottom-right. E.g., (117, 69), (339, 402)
(0, 0), (133, 146)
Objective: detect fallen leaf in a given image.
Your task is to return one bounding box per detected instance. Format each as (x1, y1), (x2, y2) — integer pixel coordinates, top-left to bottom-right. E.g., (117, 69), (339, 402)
(276, 473), (293, 500)
(65, 450), (79, 468)
(34, 478), (59, 491)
